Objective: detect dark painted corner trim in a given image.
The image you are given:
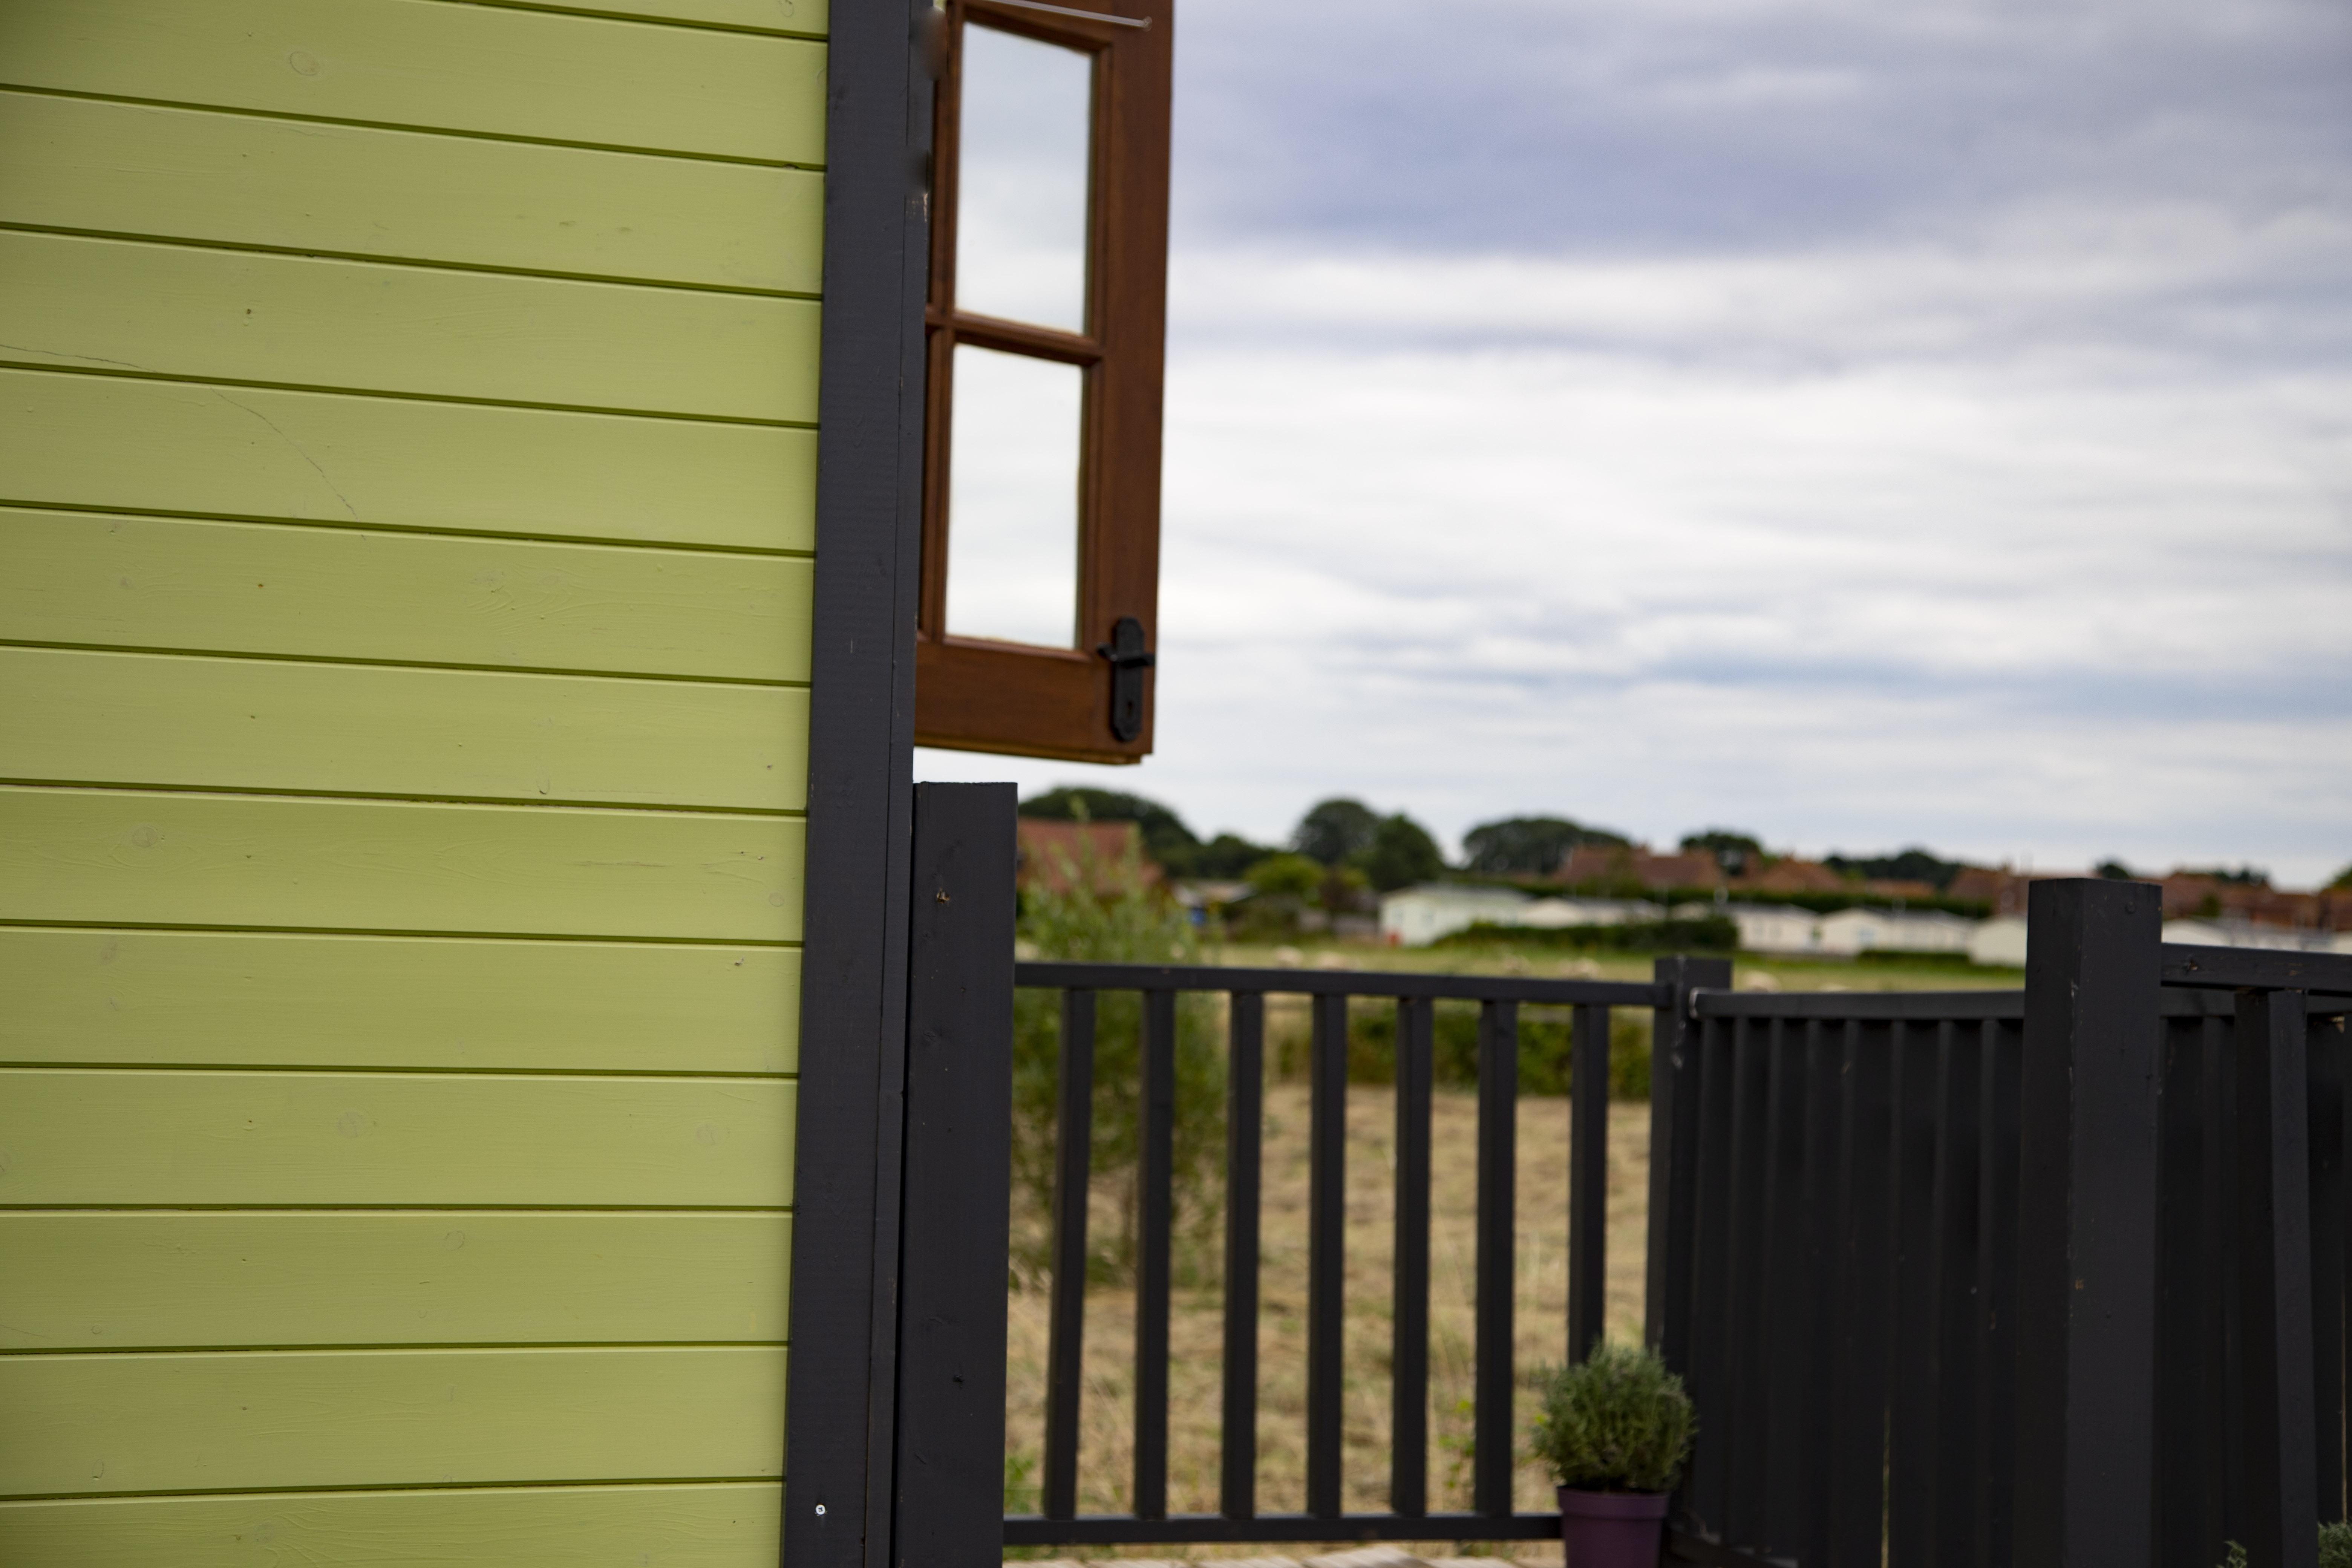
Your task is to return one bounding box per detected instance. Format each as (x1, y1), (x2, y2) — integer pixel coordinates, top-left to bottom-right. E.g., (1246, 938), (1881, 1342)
(783, 5), (933, 1568)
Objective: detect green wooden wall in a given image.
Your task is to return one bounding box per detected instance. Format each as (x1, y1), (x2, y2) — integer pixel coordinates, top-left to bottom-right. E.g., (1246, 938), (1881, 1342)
(0, 2), (826, 1561)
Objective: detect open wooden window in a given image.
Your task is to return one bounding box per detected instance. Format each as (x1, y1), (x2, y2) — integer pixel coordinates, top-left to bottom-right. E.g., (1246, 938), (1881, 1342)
(916, 0), (1172, 763)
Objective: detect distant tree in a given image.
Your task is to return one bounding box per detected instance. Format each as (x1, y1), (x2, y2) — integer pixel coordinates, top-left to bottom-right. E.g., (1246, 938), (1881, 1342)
(1292, 798), (1381, 867)
(2332, 862), (2352, 893)
(1359, 813), (1447, 892)
(1827, 847), (1966, 891)
(1190, 832), (1277, 880)
(1462, 815), (1630, 876)
(1244, 853), (1325, 901)
(1681, 829), (1766, 877)
(2174, 865), (2272, 887)
(1021, 787), (1201, 874)
(2094, 859), (2138, 881)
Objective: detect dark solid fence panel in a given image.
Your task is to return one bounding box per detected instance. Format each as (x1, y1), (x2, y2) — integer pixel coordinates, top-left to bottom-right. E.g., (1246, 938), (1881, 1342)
(1649, 905), (2352, 1568)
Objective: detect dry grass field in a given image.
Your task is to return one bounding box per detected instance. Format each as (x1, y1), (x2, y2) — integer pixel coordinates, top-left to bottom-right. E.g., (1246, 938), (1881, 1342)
(1004, 1078), (1649, 1560)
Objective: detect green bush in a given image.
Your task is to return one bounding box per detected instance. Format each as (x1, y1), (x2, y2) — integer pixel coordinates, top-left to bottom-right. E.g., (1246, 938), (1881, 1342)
(1432, 917), (1737, 952)
(1333, 1003), (1652, 1099)
(2318, 1522), (2352, 1568)
(1530, 1343), (1696, 1494)
(1012, 839), (1223, 1286)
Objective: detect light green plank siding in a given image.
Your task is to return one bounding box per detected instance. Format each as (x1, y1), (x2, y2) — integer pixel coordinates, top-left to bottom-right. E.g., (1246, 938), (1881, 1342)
(0, 369), (818, 551)
(0, 510), (813, 682)
(492, 0), (827, 36)
(0, 788), (805, 940)
(0, 929), (798, 1074)
(0, 648), (809, 811)
(5, 0), (822, 1553)
(0, 90), (824, 292)
(0, 1212), (791, 1349)
(0, 1346), (788, 1496)
(0, 1483), (782, 1568)
(0, 231), (821, 421)
(0, 1070), (795, 1207)
(0, 0), (827, 163)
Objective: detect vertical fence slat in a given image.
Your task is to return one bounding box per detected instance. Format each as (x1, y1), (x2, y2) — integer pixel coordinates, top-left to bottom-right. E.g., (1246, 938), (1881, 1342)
(2308, 1007), (2346, 1525)
(2212, 1015), (2245, 1565)
(1975, 1018), (2023, 1568)
(1928, 1018), (1983, 1568)
(1569, 1003), (1611, 1364)
(1474, 997), (1520, 1518)
(1760, 1018), (1811, 1558)
(1392, 995), (1434, 1518)
(1723, 1016), (1773, 1547)
(1796, 1016), (1843, 1566)
(1827, 1018), (1895, 1568)
(1133, 990), (1177, 1520)
(1306, 990), (1349, 1519)
(2156, 1012), (2218, 1568)
(1886, 1019), (1940, 1567)
(1221, 991), (1265, 1522)
(1684, 1013), (1738, 1532)
(2235, 986), (2320, 1568)
(1043, 989), (1097, 1521)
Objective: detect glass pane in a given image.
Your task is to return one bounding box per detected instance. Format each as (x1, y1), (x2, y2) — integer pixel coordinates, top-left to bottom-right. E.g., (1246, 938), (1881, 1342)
(945, 345), (1083, 648)
(957, 24), (1093, 332)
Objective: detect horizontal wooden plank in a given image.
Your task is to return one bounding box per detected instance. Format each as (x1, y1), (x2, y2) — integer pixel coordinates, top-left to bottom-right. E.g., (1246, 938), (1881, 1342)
(0, 648), (810, 812)
(0, 1346), (785, 1497)
(0, 231), (821, 422)
(0, 369), (817, 551)
(0, 1211), (788, 1349)
(0, 1482), (781, 1568)
(0, 788), (805, 942)
(0, 0), (825, 164)
(499, 0), (826, 34)
(0, 928), (798, 1073)
(0, 510), (813, 684)
(0, 90), (823, 293)
(0, 1069), (795, 1207)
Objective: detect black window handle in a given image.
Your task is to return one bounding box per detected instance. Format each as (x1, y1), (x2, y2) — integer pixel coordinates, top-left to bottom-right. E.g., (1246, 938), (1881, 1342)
(1096, 616), (1155, 742)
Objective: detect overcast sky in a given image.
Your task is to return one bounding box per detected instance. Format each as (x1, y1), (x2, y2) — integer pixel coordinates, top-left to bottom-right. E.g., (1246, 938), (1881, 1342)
(916, 0), (2352, 885)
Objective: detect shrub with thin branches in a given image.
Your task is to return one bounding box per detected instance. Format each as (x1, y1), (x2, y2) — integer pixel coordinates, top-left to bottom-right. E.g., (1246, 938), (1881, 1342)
(1530, 1343), (1696, 1494)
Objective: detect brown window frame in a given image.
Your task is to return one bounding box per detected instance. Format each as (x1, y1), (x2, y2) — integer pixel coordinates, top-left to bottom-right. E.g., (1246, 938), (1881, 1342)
(915, 0), (1172, 764)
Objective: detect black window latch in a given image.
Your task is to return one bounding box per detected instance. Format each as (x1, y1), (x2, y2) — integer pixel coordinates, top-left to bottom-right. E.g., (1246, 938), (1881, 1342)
(1096, 616), (1155, 743)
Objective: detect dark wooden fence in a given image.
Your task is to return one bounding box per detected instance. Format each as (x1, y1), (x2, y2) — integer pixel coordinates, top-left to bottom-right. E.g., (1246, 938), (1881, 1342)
(1649, 880), (2352, 1568)
(991, 957), (1695, 1548)
(888, 795), (2352, 1568)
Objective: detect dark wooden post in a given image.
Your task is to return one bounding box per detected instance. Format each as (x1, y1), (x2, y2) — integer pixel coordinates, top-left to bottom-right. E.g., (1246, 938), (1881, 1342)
(892, 782), (1017, 1568)
(1647, 954), (1734, 1367)
(2014, 877), (2163, 1568)
(2236, 986), (2320, 1568)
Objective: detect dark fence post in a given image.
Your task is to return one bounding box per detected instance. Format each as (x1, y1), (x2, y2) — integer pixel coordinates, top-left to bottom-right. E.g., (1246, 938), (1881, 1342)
(892, 782), (1017, 1568)
(2014, 877), (2162, 1568)
(1648, 954), (1734, 1368)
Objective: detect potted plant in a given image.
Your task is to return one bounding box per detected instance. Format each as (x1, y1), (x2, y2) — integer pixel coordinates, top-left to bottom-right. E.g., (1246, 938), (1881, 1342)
(1531, 1343), (1696, 1567)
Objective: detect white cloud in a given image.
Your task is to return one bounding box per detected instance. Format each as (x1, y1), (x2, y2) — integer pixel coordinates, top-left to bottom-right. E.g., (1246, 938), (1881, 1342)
(922, 0), (2352, 887)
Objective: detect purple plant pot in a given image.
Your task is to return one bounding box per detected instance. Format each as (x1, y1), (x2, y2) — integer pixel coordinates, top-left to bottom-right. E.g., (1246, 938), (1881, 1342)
(1557, 1485), (1669, 1568)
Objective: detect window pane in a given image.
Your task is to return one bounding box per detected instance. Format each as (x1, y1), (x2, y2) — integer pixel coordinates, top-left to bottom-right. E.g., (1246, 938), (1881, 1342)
(957, 25), (1092, 332)
(945, 345), (1083, 648)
